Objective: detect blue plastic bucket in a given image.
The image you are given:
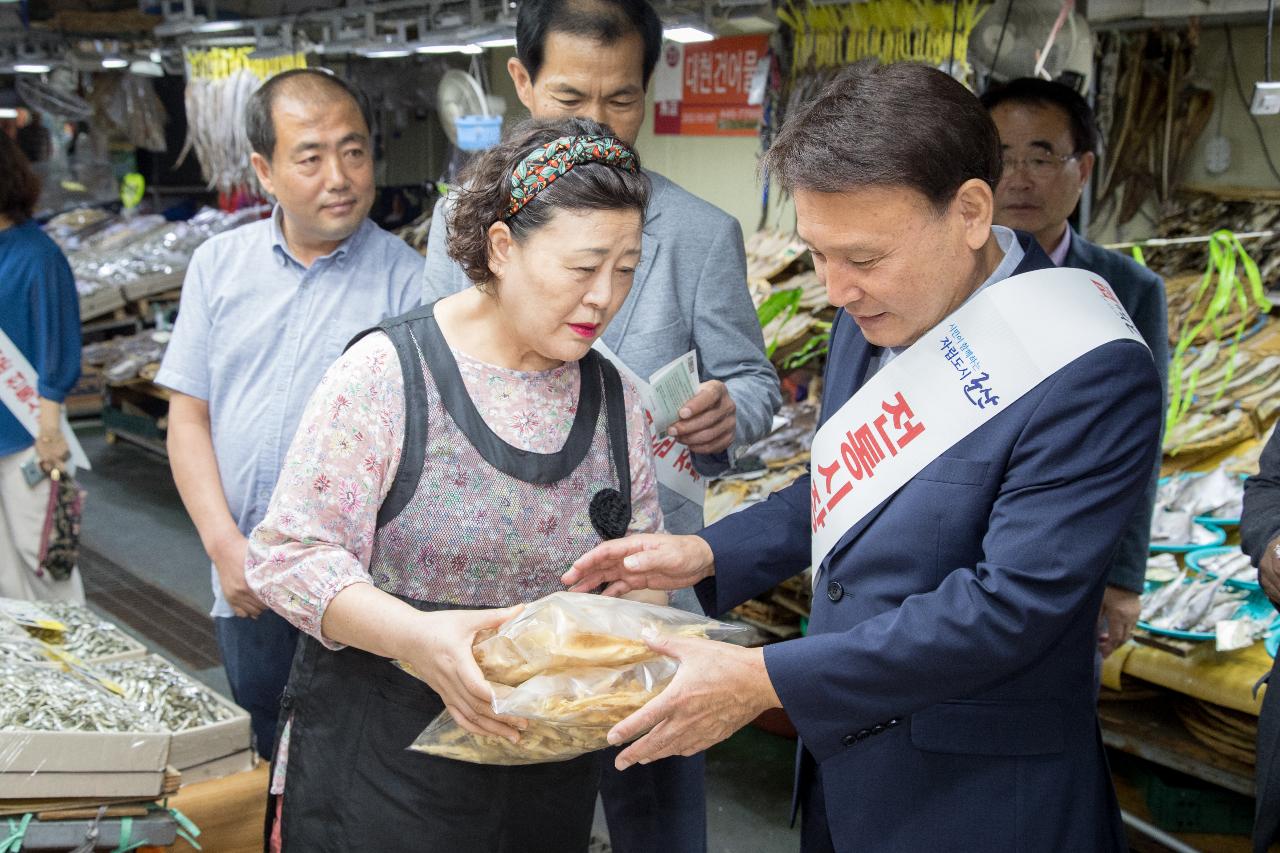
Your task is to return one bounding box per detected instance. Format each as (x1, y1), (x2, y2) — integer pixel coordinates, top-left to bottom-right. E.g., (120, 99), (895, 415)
(455, 115), (503, 151)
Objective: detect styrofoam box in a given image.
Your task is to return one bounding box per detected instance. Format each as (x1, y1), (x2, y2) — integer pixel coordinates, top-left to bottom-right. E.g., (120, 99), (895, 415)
(78, 287), (126, 322)
(0, 730), (171, 799)
(121, 270), (185, 302)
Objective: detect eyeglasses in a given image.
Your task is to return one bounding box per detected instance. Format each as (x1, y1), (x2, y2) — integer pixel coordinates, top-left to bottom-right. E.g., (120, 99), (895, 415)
(1000, 151), (1080, 178)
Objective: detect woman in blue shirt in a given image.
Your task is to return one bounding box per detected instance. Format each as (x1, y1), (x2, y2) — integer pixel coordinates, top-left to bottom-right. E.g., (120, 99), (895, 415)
(0, 130), (84, 602)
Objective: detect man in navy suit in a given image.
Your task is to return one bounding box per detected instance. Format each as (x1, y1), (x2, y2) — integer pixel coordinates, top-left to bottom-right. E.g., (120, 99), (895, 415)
(564, 61), (1162, 852)
(983, 78), (1168, 657)
(1241, 427), (1280, 851)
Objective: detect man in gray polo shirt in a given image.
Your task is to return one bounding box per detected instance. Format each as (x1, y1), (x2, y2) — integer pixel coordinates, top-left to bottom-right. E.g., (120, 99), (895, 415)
(157, 69), (421, 760)
(422, 0), (780, 849)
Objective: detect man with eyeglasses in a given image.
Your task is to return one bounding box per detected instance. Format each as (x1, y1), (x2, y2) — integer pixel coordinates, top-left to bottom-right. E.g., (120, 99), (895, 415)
(982, 78), (1167, 660)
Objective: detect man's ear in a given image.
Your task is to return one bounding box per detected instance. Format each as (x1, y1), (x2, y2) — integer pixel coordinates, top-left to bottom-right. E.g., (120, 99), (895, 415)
(250, 151), (275, 197)
(1076, 150), (1096, 190)
(508, 57), (536, 113)
(954, 178), (995, 251)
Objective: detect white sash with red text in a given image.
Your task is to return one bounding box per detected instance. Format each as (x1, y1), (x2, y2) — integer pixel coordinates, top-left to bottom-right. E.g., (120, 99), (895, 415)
(0, 328), (90, 471)
(593, 343), (705, 506)
(809, 267), (1145, 568)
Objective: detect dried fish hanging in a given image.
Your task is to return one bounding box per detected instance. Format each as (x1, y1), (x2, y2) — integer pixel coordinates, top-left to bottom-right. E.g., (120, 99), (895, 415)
(775, 0), (986, 78)
(765, 0), (987, 160)
(177, 46), (308, 197)
(1092, 29), (1214, 227)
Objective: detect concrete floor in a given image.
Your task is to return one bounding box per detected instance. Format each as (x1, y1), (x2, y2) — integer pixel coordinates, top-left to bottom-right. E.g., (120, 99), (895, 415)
(72, 423), (801, 852)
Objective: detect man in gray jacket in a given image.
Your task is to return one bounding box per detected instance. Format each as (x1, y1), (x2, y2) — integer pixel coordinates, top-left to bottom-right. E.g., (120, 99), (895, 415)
(422, 0), (780, 848)
(983, 78), (1167, 658)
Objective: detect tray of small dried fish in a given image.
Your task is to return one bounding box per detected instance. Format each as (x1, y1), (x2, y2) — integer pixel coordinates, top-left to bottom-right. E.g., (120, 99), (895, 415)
(68, 206), (267, 295)
(99, 655), (250, 770)
(1137, 574), (1276, 642)
(1186, 546), (1259, 591)
(1156, 468), (1246, 527)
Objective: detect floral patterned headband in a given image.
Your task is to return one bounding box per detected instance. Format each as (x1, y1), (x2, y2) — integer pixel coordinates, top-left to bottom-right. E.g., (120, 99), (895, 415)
(505, 135), (639, 219)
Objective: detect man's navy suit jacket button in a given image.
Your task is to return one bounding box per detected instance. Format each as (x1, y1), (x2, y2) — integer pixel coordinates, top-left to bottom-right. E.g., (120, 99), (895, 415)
(842, 733), (856, 746)
(827, 580), (844, 602)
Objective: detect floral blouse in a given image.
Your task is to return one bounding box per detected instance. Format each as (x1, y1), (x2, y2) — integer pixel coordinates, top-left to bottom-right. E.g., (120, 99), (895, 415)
(245, 331), (664, 647)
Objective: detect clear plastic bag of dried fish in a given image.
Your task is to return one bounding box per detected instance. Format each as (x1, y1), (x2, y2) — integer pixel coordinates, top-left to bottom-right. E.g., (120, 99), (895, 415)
(0, 662), (161, 736)
(99, 656), (238, 732)
(408, 592), (748, 765)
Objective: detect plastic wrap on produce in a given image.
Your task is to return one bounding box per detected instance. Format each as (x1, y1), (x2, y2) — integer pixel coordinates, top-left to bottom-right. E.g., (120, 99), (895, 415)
(409, 592), (747, 765)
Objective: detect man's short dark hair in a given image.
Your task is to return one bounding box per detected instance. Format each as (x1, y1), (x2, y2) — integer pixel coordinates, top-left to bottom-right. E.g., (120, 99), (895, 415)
(762, 61), (1003, 210)
(979, 77), (1099, 156)
(0, 131), (40, 224)
(516, 0), (663, 88)
(244, 68), (372, 160)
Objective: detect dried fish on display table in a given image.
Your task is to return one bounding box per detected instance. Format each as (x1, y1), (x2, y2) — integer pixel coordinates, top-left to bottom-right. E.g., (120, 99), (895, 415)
(1127, 194), (1280, 288)
(0, 663), (160, 733)
(1146, 553), (1180, 583)
(1149, 507), (1223, 548)
(65, 205), (267, 293)
(32, 602), (143, 662)
(1155, 468), (1244, 522)
(1198, 549), (1257, 586)
(1140, 574), (1248, 634)
(100, 658), (237, 732)
(1163, 408), (1249, 456)
(745, 228), (809, 281)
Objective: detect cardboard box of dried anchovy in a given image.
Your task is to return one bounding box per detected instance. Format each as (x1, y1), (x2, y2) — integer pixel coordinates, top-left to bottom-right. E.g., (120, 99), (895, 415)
(99, 654), (254, 778)
(0, 662), (172, 799)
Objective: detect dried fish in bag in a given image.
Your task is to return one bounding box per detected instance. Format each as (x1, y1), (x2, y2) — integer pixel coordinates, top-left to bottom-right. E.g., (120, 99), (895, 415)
(413, 659), (678, 765)
(470, 591), (747, 686)
(409, 592), (747, 764)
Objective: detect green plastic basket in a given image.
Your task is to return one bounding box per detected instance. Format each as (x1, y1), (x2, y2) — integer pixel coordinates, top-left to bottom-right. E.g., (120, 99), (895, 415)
(1142, 767), (1255, 835)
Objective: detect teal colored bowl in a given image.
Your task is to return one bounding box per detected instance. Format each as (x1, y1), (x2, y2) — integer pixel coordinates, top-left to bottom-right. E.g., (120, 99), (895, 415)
(1149, 522), (1227, 554)
(1185, 545), (1258, 591)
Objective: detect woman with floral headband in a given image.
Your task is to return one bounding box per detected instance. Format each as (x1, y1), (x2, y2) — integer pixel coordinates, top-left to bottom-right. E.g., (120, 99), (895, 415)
(245, 117), (662, 852)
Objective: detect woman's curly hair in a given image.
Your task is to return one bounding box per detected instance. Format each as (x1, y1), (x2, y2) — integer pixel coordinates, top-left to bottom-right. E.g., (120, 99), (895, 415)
(446, 117), (649, 288)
